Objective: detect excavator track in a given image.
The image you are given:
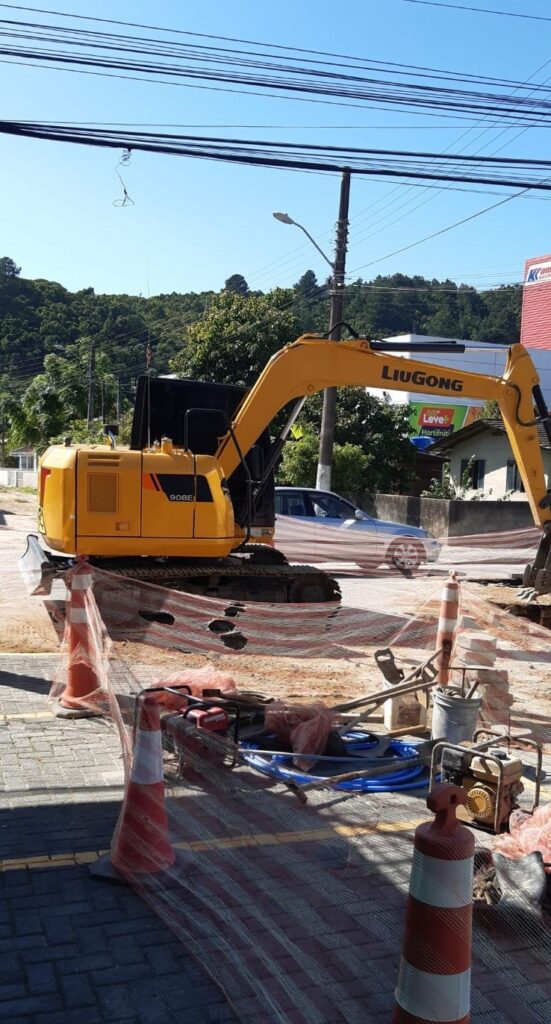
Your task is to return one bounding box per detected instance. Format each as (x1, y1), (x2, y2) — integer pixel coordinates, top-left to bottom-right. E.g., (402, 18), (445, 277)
(20, 535), (341, 603)
(90, 553), (342, 604)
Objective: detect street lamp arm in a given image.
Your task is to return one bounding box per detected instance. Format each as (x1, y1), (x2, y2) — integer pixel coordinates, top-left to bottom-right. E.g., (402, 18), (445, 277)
(272, 166), (352, 493)
(294, 223), (335, 271)
(272, 211), (334, 270)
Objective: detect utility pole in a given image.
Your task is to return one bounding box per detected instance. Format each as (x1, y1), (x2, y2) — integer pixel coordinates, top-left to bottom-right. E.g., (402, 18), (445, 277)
(116, 377), (121, 421)
(86, 338), (96, 427)
(316, 168), (351, 491)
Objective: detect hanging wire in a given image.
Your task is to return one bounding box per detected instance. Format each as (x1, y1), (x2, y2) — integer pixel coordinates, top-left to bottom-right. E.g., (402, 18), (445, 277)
(113, 147), (135, 207)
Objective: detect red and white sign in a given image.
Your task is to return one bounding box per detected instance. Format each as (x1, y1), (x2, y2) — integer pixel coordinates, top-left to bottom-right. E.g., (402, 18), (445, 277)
(520, 254), (551, 350)
(418, 407), (454, 429)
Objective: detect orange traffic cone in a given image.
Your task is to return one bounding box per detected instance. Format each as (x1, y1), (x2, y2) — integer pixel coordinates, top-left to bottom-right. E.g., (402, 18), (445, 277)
(55, 561), (102, 718)
(110, 695), (175, 876)
(435, 573), (460, 686)
(393, 784), (474, 1024)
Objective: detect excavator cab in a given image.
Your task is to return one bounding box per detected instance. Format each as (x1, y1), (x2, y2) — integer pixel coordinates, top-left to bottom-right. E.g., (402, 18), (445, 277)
(130, 374), (276, 537)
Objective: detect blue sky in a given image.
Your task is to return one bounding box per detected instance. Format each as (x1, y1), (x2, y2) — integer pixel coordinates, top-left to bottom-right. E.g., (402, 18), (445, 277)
(2, 0), (551, 296)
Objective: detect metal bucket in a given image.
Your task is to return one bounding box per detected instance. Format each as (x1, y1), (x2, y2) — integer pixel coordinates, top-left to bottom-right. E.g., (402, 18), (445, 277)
(431, 686), (482, 744)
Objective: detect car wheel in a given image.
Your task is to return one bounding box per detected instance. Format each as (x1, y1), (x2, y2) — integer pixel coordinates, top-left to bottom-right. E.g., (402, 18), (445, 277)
(387, 538), (424, 572)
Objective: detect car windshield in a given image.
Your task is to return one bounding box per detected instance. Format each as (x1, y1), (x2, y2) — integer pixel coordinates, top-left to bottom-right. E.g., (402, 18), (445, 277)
(309, 493), (356, 519)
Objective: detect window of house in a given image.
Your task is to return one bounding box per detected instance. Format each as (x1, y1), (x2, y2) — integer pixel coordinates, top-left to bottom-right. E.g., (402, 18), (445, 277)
(506, 460), (525, 492)
(460, 458), (485, 490)
(19, 455), (34, 471)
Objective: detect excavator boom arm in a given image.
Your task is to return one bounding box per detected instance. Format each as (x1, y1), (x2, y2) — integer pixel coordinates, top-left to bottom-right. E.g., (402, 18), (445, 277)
(216, 335), (551, 528)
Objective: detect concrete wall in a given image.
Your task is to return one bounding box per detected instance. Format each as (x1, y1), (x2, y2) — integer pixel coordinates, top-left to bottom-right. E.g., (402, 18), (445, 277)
(0, 468), (37, 489)
(344, 491), (536, 537)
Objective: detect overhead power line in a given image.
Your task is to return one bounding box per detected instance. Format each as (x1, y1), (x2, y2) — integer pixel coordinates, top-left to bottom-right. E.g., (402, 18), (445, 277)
(2, 2), (549, 61)
(0, 13), (546, 91)
(3, 121), (551, 191)
(396, 1), (551, 23)
(4, 13), (551, 121)
(349, 188), (530, 273)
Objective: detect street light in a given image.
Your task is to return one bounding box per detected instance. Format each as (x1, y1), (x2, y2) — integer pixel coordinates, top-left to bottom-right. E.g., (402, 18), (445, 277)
(272, 170), (351, 491)
(272, 212), (334, 271)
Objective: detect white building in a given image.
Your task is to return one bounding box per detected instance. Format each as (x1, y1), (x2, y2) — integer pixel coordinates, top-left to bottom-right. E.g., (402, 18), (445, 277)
(9, 446), (38, 471)
(430, 419), (551, 501)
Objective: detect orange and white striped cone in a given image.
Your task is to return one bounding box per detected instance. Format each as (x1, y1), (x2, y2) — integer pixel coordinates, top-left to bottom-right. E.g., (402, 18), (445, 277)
(393, 783), (474, 1024)
(111, 695), (175, 876)
(435, 573), (460, 687)
(55, 561), (102, 718)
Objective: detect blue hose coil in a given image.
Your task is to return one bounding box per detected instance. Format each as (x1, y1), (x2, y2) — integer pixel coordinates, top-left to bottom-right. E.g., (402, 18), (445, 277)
(241, 733), (429, 792)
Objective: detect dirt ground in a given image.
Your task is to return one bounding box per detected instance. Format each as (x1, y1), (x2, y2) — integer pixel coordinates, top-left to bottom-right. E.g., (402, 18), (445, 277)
(0, 488), (60, 653)
(0, 490), (379, 701)
(3, 488), (551, 739)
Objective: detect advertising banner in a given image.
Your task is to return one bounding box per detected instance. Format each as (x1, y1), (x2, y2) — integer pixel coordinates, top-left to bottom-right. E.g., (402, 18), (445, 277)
(409, 403), (483, 439)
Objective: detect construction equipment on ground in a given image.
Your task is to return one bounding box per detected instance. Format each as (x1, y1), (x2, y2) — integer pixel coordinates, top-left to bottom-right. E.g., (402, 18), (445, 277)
(21, 332), (551, 601)
(433, 729), (542, 834)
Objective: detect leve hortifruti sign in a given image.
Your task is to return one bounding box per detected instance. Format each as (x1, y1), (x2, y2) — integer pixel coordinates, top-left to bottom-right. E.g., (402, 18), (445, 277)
(409, 403), (483, 439)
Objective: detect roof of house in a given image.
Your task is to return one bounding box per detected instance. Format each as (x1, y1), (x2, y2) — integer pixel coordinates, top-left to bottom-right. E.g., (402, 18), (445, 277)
(429, 418), (551, 454)
(8, 447), (36, 456)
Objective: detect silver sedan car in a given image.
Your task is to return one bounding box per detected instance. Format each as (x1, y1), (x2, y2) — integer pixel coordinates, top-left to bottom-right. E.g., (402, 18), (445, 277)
(275, 487), (440, 570)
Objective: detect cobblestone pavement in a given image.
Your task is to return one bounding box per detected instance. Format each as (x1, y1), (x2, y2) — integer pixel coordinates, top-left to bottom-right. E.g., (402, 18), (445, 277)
(2, 655), (551, 1023)
(0, 655), (237, 1024)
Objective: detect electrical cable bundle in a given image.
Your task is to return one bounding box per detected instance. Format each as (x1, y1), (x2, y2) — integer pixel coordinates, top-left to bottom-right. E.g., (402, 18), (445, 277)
(3, 120), (551, 191)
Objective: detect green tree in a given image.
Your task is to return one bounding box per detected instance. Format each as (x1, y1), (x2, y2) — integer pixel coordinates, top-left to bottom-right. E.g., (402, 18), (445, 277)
(294, 270), (322, 299)
(171, 292), (416, 493)
(0, 257), (20, 279)
(422, 456), (480, 499)
(421, 464), (456, 499)
(292, 270), (328, 332)
(297, 388), (416, 494)
(0, 260), (526, 462)
(480, 400), (500, 418)
(278, 431), (372, 492)
(170, 289), (301, 385)
(50, 418), (107, 446)
(223, 274), (250, 297)
(8, 343), (117, 449)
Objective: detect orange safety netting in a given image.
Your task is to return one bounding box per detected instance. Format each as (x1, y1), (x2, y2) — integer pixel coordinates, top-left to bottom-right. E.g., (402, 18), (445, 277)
(44, 529), (551, 1023)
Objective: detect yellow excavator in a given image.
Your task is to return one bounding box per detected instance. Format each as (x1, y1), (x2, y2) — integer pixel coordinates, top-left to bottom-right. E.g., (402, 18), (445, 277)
(21, 333), (551, 602)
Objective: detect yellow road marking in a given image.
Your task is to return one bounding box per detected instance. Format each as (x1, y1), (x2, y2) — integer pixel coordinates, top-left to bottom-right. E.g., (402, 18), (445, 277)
(0, 711), (53, 722)
(0, 653), (58, 657)
(0, 817), (422, 873)
(6, 792), (547, 874)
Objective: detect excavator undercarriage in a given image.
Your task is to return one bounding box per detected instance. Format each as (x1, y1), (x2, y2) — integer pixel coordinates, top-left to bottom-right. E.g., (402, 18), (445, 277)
(21, 534), (341, 604)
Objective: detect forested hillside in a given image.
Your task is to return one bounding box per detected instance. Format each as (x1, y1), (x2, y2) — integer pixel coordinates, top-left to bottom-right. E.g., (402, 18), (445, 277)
(0, 255), (521, 462)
